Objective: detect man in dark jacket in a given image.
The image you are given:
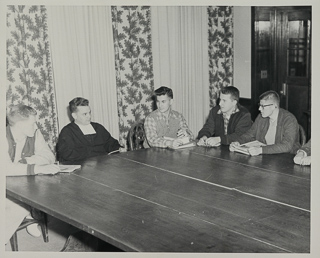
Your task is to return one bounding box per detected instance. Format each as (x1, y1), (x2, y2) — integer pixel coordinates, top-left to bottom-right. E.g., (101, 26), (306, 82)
(57, 97), (125, 162)
(197, 86), (252, 146)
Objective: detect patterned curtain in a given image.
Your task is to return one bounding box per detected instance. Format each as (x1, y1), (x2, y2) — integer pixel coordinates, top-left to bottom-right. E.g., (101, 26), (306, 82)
(6, 5), (58, 152)
(207, 6), (234, 107)
(112, 6), (154, 147)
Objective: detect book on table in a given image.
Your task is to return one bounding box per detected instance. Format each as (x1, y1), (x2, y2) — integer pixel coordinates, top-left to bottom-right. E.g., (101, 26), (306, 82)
(233, 140), (266, 155)
(163, 136), (196, 149)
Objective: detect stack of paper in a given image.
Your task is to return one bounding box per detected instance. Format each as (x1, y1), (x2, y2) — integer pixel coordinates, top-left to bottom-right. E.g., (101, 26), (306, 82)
(233, 140), (266, 155)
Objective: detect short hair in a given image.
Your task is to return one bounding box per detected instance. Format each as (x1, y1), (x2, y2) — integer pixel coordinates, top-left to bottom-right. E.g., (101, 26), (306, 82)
(259, 90), (280, 106)
(154, 86), (173, 99)
(69, 97), (89, 113)
(6, 104), (37, 126)
(220, 86), (240, 102)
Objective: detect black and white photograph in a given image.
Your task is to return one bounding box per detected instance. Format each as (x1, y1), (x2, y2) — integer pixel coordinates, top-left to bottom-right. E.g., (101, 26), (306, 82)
(1, 0), (319, 257)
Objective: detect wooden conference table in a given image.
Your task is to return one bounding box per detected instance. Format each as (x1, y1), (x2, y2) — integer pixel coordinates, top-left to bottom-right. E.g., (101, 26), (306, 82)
(6, 146), (311, 252)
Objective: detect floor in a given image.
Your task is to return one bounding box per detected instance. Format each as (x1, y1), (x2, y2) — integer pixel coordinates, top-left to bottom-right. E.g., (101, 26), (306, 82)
(5, 215), (122, 252)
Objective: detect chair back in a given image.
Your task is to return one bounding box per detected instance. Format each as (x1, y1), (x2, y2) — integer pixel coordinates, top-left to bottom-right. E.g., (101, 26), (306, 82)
(127, 121), (146, 151)
(298, 124), (306, 146)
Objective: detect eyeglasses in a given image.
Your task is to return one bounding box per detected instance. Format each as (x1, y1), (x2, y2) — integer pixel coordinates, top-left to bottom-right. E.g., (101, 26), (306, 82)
(258, 103), (274, 109)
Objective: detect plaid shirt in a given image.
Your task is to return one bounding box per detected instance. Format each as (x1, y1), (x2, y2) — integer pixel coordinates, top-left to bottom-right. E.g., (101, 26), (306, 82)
(144, 109), (193, 148)
(217, 106), (240, 135)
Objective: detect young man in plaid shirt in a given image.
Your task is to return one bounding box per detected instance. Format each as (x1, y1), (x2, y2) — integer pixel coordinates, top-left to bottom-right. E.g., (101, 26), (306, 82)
(144, 86), (193, 148)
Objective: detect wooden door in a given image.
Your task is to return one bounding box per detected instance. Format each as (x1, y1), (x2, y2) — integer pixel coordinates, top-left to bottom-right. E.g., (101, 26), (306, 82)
(252, 6), (311, 139)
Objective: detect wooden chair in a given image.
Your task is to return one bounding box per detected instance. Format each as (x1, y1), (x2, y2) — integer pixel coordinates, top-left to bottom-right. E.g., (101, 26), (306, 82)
(299, 124), (307, 146)
(10, 208), (48, 251)
(127, 121), (146, 151)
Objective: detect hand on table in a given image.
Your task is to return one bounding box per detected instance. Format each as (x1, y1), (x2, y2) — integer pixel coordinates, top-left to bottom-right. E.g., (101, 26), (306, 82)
(248, 147), (262, 156)
(229, 141), (240, 152)
(300, 156), (311, 165)
(205, 137), (221, 147)
(294, 151), (311, 165)
(119, 147), (127, 153)
(197, 136), (207, 146)
(168, 139), (183, 149)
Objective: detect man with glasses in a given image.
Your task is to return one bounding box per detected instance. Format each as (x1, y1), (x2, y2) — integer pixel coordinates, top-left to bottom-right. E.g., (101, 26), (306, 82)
(229, 90), (300, 156)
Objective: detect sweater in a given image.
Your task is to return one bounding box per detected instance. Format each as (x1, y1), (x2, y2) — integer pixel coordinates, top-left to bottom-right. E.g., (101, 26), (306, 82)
(197, 105), (252, 145)
(237, 108), (300, 154)
(57, 122), (121, 162)
(6, 126), (55, 175)
(300, 139), (311, 156)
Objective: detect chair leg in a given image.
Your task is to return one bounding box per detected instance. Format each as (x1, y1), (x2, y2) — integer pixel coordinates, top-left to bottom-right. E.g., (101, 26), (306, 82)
(31, 207), (49, 243)
(40, 212), (49, 243)
(10, 232), (18, 251)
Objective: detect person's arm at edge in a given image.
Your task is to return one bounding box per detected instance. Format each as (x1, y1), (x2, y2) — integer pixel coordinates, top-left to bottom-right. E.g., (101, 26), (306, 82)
(300, 139), (311, 156)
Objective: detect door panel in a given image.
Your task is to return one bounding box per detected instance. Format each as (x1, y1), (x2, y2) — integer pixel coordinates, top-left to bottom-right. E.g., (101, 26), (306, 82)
(282, 8), (311, 138)
(252, 6), (311, 139)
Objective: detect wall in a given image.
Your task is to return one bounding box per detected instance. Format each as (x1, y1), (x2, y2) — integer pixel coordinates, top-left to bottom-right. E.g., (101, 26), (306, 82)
(234, 6), (251, 99)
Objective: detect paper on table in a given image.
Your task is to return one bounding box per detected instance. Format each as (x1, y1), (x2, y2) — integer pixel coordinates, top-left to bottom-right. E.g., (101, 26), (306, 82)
(108, 149), (120, 155)
(210, 142), (221, 147)
(58, 165), (81, 173)
(172, 141), (196, 149)
(233, 140), (266, 155)
(163, 136), (196, 149)
(164, 136), (189, 143)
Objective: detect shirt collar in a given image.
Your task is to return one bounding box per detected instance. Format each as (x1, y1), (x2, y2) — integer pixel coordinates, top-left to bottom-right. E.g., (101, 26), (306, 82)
(157, 108), (174, 119)
(217, 106), (239, 116)
(75, 122), (96, 135)
(269, 108), (279, 123)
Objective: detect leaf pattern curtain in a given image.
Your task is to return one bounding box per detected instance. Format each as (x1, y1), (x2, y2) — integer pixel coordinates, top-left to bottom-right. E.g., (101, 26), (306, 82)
(208, 6), (234, 107)
(112, 6), (154, 146)
(6, 5), (58, 152)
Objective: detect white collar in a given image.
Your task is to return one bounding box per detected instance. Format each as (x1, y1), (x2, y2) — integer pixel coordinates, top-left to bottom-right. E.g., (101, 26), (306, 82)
(269, 108), (279, 123)
(76, 123), (96, 135)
